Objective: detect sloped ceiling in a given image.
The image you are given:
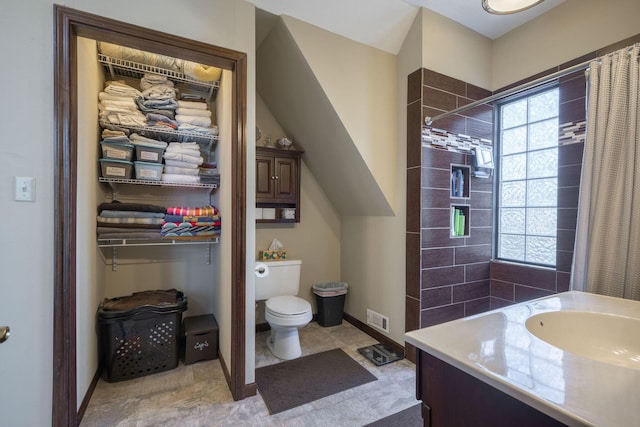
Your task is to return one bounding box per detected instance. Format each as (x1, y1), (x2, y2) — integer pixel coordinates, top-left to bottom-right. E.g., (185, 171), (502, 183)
(257, 17), (394, 216)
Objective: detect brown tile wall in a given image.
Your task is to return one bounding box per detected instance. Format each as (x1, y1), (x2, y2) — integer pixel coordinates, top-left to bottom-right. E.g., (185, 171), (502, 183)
(408, 69), (494, 332)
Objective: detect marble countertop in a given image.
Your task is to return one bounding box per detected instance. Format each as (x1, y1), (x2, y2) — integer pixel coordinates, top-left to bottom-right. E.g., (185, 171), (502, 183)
(405, 291), (640, 427)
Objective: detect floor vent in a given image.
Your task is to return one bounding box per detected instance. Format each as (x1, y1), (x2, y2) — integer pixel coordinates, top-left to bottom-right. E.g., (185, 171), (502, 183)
(366, 308), (389, 333)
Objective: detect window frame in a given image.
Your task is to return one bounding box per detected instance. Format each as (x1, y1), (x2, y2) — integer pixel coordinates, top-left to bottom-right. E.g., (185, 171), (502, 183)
(493, 83), (560, 268)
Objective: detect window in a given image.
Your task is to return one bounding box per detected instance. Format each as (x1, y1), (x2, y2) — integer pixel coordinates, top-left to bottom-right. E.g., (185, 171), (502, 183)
(496, 87), (559, 267)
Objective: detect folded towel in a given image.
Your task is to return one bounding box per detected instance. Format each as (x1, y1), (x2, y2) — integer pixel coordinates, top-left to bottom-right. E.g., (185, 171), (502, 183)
(161, 174), (200, 183)
(140, 73), (174, 91)
(175, 107), (212, 118)
(104, 80), (141, 98)
(178, 123), (218, 135)
(166, 205), (218, 216)
(163, 151), (203, 165)
(98, 200), (167, 214)
(142, 85), (177, 100)
(177, 100), (208, 110)
(97, 215), (165, 225)
(164, 159), (200, 169)
(163, 165), (200, 176)
(175, 115), (211, 128)
(99, 210), (166, 219)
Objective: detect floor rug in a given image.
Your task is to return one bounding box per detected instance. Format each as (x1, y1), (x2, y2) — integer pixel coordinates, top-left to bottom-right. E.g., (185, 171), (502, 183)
(364, 403), (422, 427)
(256, 348), (378, 415)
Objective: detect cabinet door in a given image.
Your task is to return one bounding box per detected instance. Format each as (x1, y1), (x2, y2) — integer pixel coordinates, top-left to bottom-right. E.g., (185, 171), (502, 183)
(256, 155), (275, 202)
(274, 157), (298, 202)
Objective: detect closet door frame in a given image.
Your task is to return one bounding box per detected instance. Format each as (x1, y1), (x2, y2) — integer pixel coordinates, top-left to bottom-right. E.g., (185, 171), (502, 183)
(53, 6), (249, 426)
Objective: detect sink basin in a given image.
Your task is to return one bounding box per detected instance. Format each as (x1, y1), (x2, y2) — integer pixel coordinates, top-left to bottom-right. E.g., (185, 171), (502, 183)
(526, 311), (640, 370)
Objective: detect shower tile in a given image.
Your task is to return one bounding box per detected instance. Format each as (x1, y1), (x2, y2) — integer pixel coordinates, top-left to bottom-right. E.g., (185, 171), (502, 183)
(455, 244), (492, 265)
(423, 68), (466, 96)
(421, 247), (454, 268)
(421, 265), (464, 288)
(423, 86), (457, 111)
(491, 279), (514, 301)
(421, 286), (452, 309)
(453, 280), (490, 302)
(466, 83), (492, 101)
(420, 303), (464, 327)
(464, 297), (491, 316)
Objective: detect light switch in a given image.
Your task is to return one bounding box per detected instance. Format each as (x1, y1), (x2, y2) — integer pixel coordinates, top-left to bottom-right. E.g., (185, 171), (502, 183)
(14, 177), (35, 202)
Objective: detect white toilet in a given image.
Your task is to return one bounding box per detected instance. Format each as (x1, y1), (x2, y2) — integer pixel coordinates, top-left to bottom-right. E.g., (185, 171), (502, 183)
(255, 259), (312, 360)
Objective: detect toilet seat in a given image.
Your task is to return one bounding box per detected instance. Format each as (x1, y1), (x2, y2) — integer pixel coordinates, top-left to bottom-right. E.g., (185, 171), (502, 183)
(266, 295), (311, 317)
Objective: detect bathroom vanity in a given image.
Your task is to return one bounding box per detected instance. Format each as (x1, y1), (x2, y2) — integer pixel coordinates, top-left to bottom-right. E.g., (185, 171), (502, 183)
(405, 291), (640, 427)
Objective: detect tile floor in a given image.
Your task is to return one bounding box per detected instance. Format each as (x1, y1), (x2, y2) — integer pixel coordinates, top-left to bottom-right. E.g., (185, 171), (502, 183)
(81, 320), (419, 426)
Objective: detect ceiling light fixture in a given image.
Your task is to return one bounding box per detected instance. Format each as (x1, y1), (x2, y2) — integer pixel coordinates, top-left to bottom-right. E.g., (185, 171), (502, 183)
(482, 0), (544, 14)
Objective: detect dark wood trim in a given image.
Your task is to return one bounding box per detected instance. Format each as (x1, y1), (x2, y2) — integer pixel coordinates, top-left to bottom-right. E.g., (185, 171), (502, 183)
(53, 5), (248, 425)
(342, 313), (406, 358)
(77, 361), (103, 423)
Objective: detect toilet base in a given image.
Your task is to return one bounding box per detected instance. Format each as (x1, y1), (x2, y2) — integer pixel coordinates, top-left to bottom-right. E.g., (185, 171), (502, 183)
(267, 327), (302, 360)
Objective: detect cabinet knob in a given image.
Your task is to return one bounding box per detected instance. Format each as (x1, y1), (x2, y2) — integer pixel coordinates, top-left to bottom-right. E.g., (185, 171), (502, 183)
(271, 176), (275, 180)
(275, 176), (279, 180)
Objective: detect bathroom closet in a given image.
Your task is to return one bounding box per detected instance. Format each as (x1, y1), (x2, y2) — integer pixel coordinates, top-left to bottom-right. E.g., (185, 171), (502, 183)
(54, 8), (249, 423)
(76, 35), (230, 403)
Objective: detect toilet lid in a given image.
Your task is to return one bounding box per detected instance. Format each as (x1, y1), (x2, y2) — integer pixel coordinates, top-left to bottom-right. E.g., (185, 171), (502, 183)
(266, 295), (311, 316)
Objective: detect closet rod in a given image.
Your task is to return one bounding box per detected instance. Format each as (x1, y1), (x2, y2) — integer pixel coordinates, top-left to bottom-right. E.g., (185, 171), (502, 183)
(424, 59), (591, 126)
(425, 43), (639, 126)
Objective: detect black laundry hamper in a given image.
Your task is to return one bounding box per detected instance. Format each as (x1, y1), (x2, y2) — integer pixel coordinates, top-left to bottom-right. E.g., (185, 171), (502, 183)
(97, 290), (187, 382)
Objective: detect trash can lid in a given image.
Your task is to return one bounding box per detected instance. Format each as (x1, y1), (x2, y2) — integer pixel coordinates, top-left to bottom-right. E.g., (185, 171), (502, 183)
(312, 281), (348, 292)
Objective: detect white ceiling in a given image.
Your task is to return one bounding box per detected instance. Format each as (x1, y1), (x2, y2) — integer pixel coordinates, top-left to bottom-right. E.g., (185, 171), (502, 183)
(247, 0), (566, 54)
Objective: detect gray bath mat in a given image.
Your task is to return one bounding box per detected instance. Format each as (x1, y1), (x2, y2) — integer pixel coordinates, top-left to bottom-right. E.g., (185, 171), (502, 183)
(256, 348), (377, 415)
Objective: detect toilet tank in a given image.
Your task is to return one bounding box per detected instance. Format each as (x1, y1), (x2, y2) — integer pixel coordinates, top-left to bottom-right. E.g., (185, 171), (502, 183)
(255, 259), (302, 301)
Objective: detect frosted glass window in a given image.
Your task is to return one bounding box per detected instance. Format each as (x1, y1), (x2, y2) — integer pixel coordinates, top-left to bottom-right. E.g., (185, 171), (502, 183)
(502, 99), (527, 129)
(502, 126), (527, 155)
(529, 118), (559, 150)
(527, 178), (557, 207)
(526, 208), (557, 236)
(497, 87), (558, 267)
(528, 148), (558, 179)
(501, 208), (526, 234)
(499, 234), (525, 261)
(501, 181), (526, 207)
(529, 90), (559, 122)
(526, 237), (556, 265)
(501, 153), (527, 181)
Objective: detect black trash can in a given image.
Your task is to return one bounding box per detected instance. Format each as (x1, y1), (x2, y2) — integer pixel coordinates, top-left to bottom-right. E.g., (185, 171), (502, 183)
(313, 282), (348, 327)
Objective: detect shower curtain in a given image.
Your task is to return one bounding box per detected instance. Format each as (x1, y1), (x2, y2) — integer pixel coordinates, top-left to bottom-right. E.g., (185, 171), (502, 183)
(571, 44), (640, 300)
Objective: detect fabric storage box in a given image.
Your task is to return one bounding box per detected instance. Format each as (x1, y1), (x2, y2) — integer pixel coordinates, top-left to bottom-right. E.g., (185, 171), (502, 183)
(97, 289), (187, 382)
(183, 314), (219, 365)
(100, 141), (134, 161)
(134, 161), (164, 181)
(99, 159), (133, 179)
(133, 141), (165, 163)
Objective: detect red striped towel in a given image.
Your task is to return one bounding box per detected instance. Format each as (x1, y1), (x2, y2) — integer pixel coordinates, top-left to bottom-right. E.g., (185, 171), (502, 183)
(166, 205), (218, 216)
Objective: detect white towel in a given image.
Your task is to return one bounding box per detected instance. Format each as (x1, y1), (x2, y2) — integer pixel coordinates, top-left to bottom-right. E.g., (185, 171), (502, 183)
(177, 100), (208, 110)
(104, 80), (142, 98)
(175, 108), (212, 118)
(178, 124), (218, 135)
(161, 173), (200, 183)
(175, 115), (211, 128)
(163, 165), (200, 176)
(163, 151), (203, 165)
(164, 159), (200, 169)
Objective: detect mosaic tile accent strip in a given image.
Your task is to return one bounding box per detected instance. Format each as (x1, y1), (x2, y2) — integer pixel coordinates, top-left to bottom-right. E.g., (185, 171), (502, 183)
(422, 127), (493, 153)
(559, 120), (586, 145)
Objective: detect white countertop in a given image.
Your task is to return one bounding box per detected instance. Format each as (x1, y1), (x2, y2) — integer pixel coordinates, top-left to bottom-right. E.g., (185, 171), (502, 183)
(405, 291), (640, 427)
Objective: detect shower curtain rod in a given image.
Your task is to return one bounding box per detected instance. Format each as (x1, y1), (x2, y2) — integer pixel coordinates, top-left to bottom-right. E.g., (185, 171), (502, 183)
(425, 43), (640, 126)
(424, 60), (590, 125)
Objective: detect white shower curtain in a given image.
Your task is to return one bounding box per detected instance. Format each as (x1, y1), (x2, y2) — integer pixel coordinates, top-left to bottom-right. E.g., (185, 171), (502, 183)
(571, 44), (640, 299)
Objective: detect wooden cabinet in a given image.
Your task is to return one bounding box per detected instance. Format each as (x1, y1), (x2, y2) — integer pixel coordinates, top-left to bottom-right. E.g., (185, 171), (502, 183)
(417, 350), (566, 427)
(256, 146), (303, 223)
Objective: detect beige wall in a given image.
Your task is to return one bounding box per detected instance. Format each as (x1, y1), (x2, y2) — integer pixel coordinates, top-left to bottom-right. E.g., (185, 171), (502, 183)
(492, 0), (640, 89)
(421, 8), (493, 90)
(255, 94), (341, 321)
(283, 16), (399, 211)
